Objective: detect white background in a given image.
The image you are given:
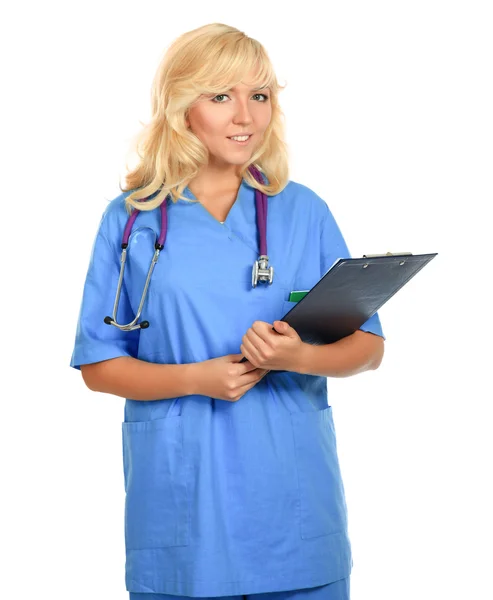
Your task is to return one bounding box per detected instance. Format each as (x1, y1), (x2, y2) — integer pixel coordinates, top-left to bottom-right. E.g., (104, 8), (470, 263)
(2, 1), (492, 599)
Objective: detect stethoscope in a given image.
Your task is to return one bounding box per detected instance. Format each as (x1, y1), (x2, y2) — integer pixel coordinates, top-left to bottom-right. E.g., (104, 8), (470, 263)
(104, 164), (274, 331)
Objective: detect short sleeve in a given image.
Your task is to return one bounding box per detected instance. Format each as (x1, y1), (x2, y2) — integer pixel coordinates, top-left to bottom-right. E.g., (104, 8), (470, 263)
(320, 201), (386, 340)
(69, 210), (140, 370)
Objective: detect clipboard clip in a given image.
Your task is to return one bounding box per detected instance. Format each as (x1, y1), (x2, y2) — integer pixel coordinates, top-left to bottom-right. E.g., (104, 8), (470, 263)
(362, 252), (413, 258)
(361, 251), (413, 268)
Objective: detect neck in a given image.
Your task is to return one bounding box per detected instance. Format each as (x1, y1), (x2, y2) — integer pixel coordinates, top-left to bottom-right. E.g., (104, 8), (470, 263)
(188, 165), (243, 197)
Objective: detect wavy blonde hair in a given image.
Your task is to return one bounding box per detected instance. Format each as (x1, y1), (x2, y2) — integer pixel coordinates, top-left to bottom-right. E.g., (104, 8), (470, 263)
(120, 23), (289, 213)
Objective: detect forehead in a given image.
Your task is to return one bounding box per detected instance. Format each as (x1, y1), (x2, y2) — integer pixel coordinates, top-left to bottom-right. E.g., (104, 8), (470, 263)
(230, 68), (269, 90)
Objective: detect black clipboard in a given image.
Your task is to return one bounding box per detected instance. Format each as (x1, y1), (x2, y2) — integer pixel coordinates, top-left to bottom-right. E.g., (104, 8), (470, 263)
(240, 251), (437, 362)
(280, 252), (438, 345)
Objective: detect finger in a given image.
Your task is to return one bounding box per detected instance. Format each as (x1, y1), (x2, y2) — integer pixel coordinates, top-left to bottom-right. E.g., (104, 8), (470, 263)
(251, 321), (274, 343)
(245, 329), (271, 359)
(231, 354), (256, 373)
(241, 338), (261, 365)
(232, 370), (266, 399)
(238, 360), (258, 374)
(232, 368), (269, 401)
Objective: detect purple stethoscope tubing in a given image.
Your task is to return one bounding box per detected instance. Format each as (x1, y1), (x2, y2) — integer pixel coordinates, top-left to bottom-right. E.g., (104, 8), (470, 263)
(104, 164), (271, 331)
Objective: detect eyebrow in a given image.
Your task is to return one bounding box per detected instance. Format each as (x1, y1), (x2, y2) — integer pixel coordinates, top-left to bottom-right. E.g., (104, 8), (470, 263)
(230, 86), (269, 91)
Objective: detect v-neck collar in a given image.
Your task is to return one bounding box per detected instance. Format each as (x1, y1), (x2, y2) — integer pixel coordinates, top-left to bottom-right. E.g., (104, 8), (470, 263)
(182, 178), (248, 228)
(177, 178), (261, 255)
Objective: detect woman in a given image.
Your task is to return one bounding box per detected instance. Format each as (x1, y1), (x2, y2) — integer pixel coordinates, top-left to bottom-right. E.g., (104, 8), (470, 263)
(70, 22), (385, 600)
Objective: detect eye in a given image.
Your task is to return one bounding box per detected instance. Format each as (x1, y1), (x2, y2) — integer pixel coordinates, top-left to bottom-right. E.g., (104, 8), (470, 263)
(212, 94), (229, 103)
(211, 93), (270, 103)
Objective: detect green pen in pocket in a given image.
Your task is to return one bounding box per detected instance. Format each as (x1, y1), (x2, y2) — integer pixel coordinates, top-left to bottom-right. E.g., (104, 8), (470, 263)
(288, 290), (309, 302)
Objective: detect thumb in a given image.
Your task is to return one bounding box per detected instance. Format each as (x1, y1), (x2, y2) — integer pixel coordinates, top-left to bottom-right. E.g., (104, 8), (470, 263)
(273, 320), (293, 335)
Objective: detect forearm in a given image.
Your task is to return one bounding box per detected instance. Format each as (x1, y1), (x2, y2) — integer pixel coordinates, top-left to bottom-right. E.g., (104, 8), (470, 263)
(295, 330), (384, 378)
(81, 356), (198, 400)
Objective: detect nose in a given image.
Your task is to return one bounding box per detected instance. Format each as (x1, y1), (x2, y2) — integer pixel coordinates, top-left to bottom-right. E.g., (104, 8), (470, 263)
(232, 97), (254, 126)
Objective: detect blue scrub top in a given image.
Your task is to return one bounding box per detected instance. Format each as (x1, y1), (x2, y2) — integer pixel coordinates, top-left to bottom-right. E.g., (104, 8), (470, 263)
(70, 177), (385, 597)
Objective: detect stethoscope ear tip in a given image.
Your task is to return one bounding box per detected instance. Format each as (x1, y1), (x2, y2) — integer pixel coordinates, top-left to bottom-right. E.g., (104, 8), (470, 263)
(140, 321), (150, 329)
(104, 316), (113, 325)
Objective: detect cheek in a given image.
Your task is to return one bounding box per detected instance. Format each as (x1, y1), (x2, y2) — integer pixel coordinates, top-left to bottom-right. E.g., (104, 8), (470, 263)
(201, 122), (230, 143)
(189, 107), (223, 137)
(257, 109), (272, 134)
(193, 125), (224, 149)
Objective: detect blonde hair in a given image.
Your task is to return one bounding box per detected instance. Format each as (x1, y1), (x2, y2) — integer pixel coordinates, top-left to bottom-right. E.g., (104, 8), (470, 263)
(120, 23), (289, 213)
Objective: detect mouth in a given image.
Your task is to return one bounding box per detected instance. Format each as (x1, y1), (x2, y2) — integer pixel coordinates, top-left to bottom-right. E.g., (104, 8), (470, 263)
(227, 134), (253, 145)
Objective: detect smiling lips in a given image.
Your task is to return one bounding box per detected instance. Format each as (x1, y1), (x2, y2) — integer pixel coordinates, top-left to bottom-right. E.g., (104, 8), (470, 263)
(228, 134), (252, 145)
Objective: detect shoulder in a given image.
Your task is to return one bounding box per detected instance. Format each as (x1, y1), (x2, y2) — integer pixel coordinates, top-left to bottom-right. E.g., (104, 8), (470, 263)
(97, 190), (133, 239)
(101, 190), (132, 220)
(277, 179), (333, 222)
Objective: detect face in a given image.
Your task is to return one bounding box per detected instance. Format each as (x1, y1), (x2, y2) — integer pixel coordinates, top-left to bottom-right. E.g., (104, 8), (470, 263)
(185, 73), (272, 172)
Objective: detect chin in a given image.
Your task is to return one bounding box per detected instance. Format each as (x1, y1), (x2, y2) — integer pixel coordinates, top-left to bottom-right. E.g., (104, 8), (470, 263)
(215, 156), (252, 167)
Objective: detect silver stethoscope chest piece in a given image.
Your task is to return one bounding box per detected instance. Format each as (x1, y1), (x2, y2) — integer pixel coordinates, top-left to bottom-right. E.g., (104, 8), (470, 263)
(252, 255), (274, 287)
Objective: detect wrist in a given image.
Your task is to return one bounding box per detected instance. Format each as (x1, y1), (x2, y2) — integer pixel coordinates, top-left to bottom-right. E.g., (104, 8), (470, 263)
(183, 361), (201, 396)
(294, 342), (313, 375)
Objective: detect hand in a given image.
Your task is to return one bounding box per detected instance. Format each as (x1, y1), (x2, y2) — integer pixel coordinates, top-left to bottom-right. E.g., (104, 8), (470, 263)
(240, 320), (304, 371)
(193, 354), (269, 402)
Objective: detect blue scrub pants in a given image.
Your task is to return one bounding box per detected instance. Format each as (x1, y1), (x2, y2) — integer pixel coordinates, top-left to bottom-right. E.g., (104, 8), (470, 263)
(129, 577), (350, 600)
